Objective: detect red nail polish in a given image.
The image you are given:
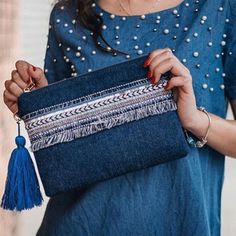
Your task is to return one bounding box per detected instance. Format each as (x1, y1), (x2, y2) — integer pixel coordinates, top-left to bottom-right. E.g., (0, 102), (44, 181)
(147, 70), (152, 79)
(151, 76), (156, 84)
(143, 58), (150, 68)
(32, 66), (36, 71)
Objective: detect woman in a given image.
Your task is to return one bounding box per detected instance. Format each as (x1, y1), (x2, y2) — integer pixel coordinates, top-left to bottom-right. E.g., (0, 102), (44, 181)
(3, 0), (236, 235)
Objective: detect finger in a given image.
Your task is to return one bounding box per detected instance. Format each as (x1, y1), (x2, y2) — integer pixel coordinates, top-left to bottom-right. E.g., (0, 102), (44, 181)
(149, 49), (174, 72)
(28, 65), (48, 88)
(3, 89), (18, 102)
(8, 103), (18, 114)
(11, 70), (28, 90)
(15, 60), (31, 83)
(164, 76), (192, 92)
(144, 48), (173, 67)
(152, 57), (187, 84)
(149, 50), (175, 83)
(3, 90), (18, 113)
(5, 80), (24, 97)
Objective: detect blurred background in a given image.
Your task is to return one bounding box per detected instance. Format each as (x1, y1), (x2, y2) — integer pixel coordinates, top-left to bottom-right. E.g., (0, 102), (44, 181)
(0, 0), (236, 235)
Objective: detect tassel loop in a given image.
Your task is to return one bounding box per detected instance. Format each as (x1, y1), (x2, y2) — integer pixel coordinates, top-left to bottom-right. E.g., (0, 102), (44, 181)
(1, 114), (43, 211)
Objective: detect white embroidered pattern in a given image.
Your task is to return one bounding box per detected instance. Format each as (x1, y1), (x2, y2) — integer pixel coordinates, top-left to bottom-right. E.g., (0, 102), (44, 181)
(24, 79), (177, 151)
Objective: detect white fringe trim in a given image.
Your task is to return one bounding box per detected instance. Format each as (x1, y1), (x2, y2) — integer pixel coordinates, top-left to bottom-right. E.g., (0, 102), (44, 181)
(30, 99), (177, 152)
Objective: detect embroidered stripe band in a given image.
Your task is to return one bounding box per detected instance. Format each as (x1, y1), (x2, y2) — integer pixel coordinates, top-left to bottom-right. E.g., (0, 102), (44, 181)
(22, 78), (176, 152)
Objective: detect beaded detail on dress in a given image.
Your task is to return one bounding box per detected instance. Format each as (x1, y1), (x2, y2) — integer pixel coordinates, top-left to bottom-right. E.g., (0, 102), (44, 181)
(44, 0), (234, 96)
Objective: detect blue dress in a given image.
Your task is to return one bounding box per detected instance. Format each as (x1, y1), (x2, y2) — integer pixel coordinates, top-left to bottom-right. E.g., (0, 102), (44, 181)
(37, 0), (236, 235)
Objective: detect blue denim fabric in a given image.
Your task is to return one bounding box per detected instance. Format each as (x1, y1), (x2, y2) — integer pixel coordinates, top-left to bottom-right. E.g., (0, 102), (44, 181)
(18, 55), (189, 196)
(36, 0), (236, 235)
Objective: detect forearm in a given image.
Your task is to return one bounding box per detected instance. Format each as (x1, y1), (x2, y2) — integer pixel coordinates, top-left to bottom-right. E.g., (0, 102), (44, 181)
(186, 110), (236, 158)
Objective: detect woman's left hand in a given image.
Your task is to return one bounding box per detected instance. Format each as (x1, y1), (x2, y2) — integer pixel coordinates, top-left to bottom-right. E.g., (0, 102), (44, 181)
(143, 48), (199, 130)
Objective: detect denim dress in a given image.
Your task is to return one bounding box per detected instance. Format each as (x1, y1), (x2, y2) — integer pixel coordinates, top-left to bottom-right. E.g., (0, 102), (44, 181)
(37, 0), (236, 235)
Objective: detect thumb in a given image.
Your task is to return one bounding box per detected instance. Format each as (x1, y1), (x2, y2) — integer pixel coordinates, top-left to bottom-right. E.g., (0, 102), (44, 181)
(28, 65), (48, 88)
(165, 76), (192, 93)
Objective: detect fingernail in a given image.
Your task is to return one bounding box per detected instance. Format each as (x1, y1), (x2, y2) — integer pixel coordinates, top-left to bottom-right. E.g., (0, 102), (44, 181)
(151, 76), (156, 84)
(147, 70), (152, 79)
(143, 58), (150, 68)
(32, 65), (36, 71)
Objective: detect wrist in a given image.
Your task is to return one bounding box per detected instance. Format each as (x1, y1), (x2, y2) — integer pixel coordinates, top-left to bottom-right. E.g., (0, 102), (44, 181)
(184, 108), (209, 139)
(184, 107), (212, 148)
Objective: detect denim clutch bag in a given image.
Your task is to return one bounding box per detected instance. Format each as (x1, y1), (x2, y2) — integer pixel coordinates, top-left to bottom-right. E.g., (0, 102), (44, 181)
(17, 54), (190, 197)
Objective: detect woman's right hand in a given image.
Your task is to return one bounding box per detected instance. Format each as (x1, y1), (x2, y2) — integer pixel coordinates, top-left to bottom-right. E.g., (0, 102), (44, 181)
(3, 60), (48, 114)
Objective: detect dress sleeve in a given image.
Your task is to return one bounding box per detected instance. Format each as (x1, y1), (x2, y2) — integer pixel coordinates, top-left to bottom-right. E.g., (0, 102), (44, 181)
(223, 0), (236, 101)
(43, 5), (71, 84)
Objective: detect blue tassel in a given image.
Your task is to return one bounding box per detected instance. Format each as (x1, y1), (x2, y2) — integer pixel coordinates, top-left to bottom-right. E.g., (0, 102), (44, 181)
(1, 120), (43, 211)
